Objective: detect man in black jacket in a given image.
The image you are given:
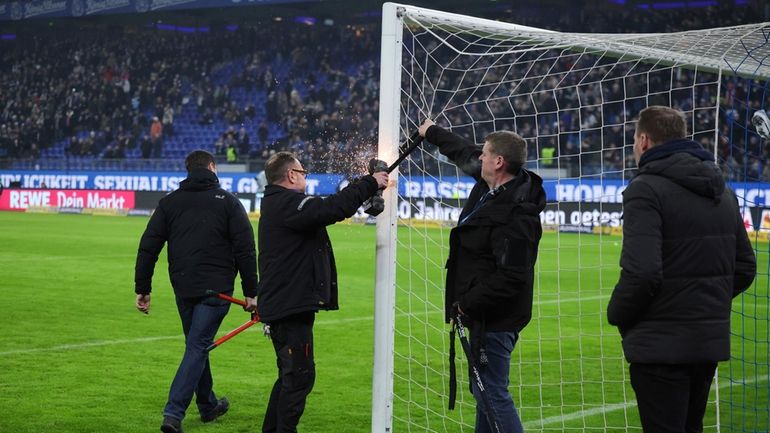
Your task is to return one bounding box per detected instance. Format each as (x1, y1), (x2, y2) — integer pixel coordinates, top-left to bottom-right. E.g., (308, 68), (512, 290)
(257, 151), (388, 433)
(418, 119), (546, 433)
(607, 106), (756, 433)
(134, 150), (258, 433)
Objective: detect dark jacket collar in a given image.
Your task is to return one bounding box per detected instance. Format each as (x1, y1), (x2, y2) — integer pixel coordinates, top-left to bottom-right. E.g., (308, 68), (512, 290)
(264, 184), (304, 196)
(637, 138), (724, 201)
(179, 168), (220, 192)
(495, 168), (546, 213)
(462, 168), (546, 225)
(638, 138), (713, 167)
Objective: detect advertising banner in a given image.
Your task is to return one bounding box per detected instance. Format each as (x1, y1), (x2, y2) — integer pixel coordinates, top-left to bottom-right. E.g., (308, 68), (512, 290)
(1, 169), (768, 222)
(2, 170), (767, 208)
(395, 198), (464, 222)
(541, 202), (624, 228)
(0, 189), (135, 211)
(396, 198), (625, 227)
(2, 184), (767, 235)
(0, 170), (343, 196)
(743, 206), (770, 234)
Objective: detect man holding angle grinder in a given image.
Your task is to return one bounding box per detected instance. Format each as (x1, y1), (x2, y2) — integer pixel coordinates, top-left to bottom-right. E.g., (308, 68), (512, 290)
(256, 151), (388, 433)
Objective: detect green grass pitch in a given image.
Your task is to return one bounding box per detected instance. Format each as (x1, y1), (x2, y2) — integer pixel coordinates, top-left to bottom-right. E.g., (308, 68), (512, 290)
(0, 212), (766, 432)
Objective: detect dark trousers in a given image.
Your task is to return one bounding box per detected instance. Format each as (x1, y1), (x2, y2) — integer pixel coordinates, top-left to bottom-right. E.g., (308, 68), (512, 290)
(262, 312), (316, 433)
(630, 362), (718, 433)
(469, 331), (524, 433)
(163, 294), (230, 421)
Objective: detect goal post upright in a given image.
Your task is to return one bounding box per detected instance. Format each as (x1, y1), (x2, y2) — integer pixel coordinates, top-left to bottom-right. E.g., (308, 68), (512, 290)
(371, 3), (404, 433)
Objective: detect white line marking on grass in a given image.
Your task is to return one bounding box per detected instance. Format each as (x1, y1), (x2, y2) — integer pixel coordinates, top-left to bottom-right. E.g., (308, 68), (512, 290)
(3, 301), (767, 429)
(0, 295), (607, 357)
(0, 316), (384, 356)
(0, 335), (182, 356)
(525, 374), (770, 428)
(524, 402), (637, 428)
(536, 294), (608, 304)
(0, 254), (135, 263)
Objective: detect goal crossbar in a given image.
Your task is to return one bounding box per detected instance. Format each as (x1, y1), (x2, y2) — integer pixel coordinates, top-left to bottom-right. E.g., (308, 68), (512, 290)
(396, 3), (770, 79)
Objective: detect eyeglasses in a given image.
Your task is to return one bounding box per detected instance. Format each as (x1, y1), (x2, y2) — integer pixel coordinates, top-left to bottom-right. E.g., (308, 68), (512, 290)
(290, 168), (309, 177)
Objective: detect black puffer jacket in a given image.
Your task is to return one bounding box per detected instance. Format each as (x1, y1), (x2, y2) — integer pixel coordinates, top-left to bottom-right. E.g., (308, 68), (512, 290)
(135, 168), (258, 299)
(608, 139), (756, 363)
(425, 125), (546, 333)
(257, 177), (379, 322)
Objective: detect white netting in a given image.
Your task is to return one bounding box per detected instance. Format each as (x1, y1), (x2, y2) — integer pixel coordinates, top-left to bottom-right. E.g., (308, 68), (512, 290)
(376, 4), (770, 432)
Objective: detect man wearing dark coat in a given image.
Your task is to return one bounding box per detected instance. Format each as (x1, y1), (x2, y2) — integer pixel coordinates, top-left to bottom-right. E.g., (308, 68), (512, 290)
(419, 119), (546, 433)
(134, 150), (258, 433)
(257, 151), (388, 433)
(608, 106), (756, 433)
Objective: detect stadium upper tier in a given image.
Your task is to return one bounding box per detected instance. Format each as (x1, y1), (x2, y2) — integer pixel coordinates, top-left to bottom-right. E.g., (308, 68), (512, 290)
(0, 2), (767, 181)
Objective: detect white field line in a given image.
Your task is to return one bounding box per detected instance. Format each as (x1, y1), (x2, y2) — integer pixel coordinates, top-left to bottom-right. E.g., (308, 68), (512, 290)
(524, 402), (636, 428)
(0, 335), (183, 356)
(0, 254), (135, 263)
(10, 293), (762, 356)
(0, 294), (607, 357)
(2, 292), (761, 359)
(1, 292), (766, 427)
(525, 374), (770, 428)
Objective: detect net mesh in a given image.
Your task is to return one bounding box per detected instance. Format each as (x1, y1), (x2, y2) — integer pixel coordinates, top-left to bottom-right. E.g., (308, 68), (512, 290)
(381, 6), (769, 432)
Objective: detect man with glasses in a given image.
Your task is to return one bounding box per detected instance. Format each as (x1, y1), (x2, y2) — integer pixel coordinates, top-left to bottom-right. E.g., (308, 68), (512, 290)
(256, 151), (388, 433)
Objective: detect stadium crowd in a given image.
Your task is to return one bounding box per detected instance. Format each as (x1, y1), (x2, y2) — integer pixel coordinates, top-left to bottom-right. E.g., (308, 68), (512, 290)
(499, 0), (762, 33)
(0, 0), (767, 180)
(0, 18), (381, 173)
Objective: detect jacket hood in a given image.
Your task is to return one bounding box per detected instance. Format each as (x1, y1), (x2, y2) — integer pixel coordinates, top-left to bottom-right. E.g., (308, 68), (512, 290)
(517, 168), (547, 215)
(637, 138), (724, 201)
(486, 168), (546, 216)
(180, 168), (220, 192)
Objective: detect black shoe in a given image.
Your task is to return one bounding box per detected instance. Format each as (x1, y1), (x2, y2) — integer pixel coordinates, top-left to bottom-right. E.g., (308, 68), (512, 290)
(200, 397), (229, 423)
(160, 416), (183, 433)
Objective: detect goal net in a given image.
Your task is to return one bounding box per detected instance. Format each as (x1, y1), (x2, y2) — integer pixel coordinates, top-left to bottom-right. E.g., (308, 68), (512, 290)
(372, 3), (769, 432)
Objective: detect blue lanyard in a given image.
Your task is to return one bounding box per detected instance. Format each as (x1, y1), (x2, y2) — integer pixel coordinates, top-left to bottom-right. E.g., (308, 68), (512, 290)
(458, 190), (493, 225)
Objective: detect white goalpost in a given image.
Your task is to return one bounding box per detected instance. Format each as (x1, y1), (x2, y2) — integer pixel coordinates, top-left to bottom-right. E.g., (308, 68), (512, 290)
(372, 3), (770, 432)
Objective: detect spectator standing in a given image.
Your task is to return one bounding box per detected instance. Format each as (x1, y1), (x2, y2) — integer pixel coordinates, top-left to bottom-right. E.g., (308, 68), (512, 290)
(140, 133), (152, 159)
(607, 106), (756, 433)
(258, 120), (269, 149)
(150, 115), (163, 158)
(163, 105), (175, 138)
(238, 126), (251, 157)
(256, 151), (388, 433)
(226, 143), (238, 164)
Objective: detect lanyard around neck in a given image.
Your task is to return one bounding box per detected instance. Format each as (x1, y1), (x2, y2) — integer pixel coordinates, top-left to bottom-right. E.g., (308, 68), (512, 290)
(458, 189), (494, 225)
